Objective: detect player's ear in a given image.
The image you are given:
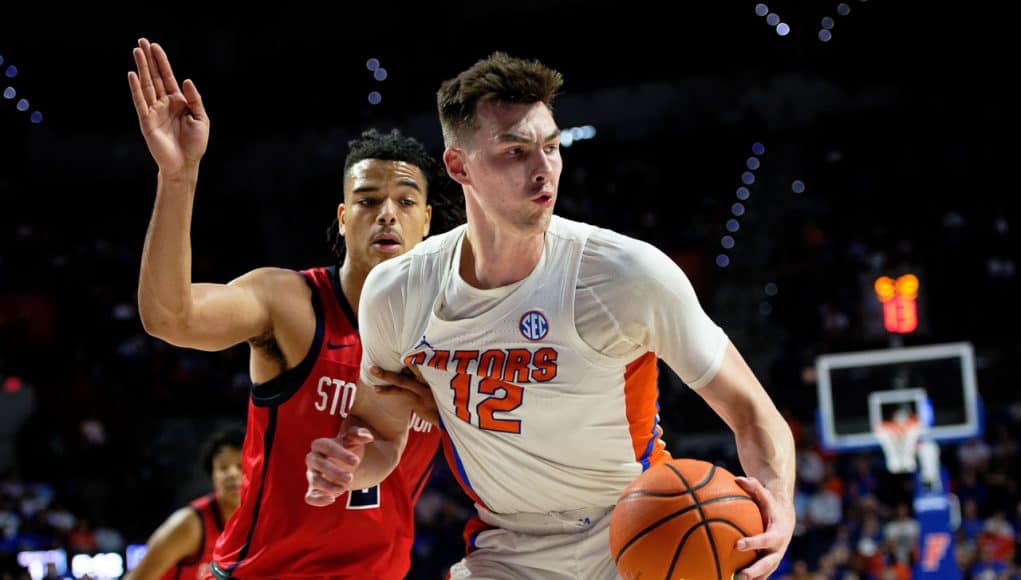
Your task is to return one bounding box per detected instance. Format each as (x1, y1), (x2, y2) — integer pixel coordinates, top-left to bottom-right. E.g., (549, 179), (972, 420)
(444, 148), (470, 186)
(337, 203), (346, 236)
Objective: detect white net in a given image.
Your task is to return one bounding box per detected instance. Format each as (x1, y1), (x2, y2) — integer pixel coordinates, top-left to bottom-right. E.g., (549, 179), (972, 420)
(874, 415), (922, 473)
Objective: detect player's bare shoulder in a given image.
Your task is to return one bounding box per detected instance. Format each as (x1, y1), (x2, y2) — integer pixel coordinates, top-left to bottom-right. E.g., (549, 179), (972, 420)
(229, 267), (312, 311)
(232, 267), (317, 364)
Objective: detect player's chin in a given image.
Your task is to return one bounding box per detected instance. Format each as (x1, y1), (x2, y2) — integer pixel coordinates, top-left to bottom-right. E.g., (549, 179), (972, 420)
(525, 210), (553, 232)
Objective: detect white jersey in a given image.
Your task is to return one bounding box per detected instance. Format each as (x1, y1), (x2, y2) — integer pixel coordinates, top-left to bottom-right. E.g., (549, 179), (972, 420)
(360, 216), (727, 515)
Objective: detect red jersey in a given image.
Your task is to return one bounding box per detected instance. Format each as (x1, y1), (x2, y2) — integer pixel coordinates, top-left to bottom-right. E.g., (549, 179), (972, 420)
(160, 493), (224, 580)
(212, 266), (440, 579)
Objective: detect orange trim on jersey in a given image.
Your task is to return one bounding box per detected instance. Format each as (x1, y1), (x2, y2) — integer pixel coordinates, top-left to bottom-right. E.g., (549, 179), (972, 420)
(624, 352), (671, 470)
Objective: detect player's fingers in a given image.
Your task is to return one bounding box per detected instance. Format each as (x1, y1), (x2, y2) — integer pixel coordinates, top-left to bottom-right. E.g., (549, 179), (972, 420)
(132, 45), (157, 105)
(736, 552), (779, 580)
(373, 384), (417, 404)
(150, 43), (181, 95)
(734, 476), (766, 498)
(306, 451), (357, 483)
(735, 529), (775, 552)
(139, 38), (166, 98)
(309, 438), (361, 467)
(127, 72), (148, 119)
(371, 365), (430, 397)
(304, 488), (335, 507)
(735, 476), (773, 514)
(304, 475), (342, 507)
(306, 468), (350, 495)
(340, 427), (374, 447)
(181, 79), (207, 120)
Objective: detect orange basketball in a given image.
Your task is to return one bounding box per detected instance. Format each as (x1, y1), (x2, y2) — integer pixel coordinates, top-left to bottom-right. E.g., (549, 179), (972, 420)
(609, 459), (764, 580)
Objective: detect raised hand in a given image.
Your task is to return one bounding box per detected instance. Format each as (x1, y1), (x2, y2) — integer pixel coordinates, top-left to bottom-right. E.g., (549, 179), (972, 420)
(304, 425), (375, 507)
(128, 38), (209, 178)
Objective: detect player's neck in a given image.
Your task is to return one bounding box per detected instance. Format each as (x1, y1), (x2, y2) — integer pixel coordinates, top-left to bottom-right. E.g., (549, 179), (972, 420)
(219, 498), (240, 521)
(338, 260), (367, 314)
(460, 225), (543, 290)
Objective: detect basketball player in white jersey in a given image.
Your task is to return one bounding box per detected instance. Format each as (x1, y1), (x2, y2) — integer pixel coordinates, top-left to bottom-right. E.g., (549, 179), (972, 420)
(305, 53), (796, 580)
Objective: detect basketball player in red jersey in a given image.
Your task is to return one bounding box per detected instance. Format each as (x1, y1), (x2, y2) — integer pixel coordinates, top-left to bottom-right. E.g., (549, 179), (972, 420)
(129, 38), (447, 578)
(126, 428), (244, 580)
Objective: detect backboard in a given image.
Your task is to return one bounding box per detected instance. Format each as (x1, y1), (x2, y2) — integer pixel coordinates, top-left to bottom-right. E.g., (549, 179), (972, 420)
(815, 342), (981, 451)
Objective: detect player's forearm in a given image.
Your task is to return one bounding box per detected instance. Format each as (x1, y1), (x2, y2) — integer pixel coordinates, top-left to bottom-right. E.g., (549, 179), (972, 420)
(349, 437), (402, 489)
(734, 408), (795, 501)
(138, 169), (200, 337)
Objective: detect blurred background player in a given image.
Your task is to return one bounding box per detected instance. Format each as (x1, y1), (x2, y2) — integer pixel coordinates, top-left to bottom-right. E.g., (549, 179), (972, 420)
(125, 427), (243, 580)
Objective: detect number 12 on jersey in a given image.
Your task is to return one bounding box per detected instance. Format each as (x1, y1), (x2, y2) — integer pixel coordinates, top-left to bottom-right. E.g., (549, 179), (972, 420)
(450, 372), (523, 434)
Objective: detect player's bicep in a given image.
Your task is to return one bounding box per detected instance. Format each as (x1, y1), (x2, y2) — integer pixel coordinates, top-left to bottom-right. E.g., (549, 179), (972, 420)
(158, 269), (275, 351)
(124, 508), (201, 580)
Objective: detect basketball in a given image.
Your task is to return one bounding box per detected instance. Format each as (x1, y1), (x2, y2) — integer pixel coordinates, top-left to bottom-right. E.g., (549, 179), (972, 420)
(609, 459), (764, 580)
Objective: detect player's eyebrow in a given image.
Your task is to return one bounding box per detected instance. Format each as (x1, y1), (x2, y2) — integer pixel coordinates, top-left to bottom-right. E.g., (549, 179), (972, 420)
(351, 178), (423, 195)
(494, 129), (561, 144)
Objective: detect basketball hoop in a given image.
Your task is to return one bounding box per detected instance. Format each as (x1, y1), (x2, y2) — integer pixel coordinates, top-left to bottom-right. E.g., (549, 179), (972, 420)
(874, 414), (922, 473)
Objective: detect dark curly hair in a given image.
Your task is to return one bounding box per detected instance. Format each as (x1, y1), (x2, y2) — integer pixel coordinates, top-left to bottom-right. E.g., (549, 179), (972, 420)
(199, 426), (245, 476)
(327, 128), (464, 264)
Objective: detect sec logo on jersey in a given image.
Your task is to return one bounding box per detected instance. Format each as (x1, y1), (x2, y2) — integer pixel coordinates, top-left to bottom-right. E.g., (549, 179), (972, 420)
(519, 310), (549, 341)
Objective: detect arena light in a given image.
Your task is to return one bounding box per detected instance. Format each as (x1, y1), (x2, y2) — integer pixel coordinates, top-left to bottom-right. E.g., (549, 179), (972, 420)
(717, 142), (764, 268)
(366, 58), (385, 102)
(820, 1), (859, 41)
(559, 124), (596, 148)
(1, 58), (44, 124)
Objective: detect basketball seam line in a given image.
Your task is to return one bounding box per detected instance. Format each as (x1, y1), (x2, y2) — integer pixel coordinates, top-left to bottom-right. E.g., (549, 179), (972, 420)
(613, 495), (757, 563)
(667, 465), (723, 580)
